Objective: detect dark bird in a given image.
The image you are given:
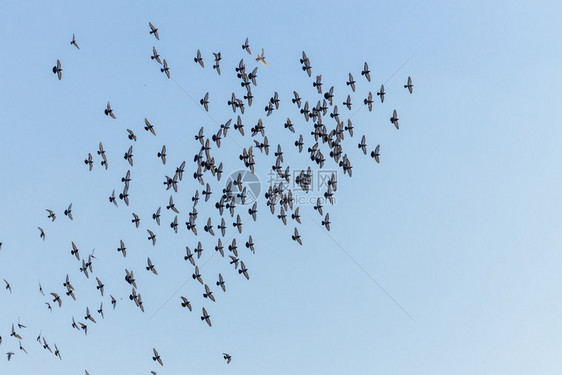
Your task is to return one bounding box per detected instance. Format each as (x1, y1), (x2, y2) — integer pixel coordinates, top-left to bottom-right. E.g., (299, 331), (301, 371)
(390, 109), (399, 129)
(377, 84), (385, 103)
(146, 257), (158, 275)
(203, 284), (215, 302)
(131, 213), (140, 228)
(147, 229), (156, 246)
(70, 33), (79, 49)
(161, 59), (170, 78)
(322, 213), (331, 231)
(151, 46), (161, 64)
(38, 226), (45, 241)
(64, 203), (73, 220)
(148, 22), (159, 40)
(292, 227), (302, 245)
(223, 353), (232, 364)
(117, 240), (126, 257)
(404, 76), (413, 93)
(52, 59), (62, 80)
(242, 37), (251, 54)
(157, 145), (166, 164)
(363, 92), (373, 112)
(45, 209), (57, 221)
(152, 207), (161, 225)
(144, 118), (156, 135)
(152, 348), (163, 366)
(194, 49), (204, 67)
(370, 144), (381, 163)
(346, 73), (356, 92)
(361, 62), (371, 81)
(200, 92), (209, 111)
(180, 296), (192, 311)
(201, 307), (212, 327)
(104, 101), (116, 119)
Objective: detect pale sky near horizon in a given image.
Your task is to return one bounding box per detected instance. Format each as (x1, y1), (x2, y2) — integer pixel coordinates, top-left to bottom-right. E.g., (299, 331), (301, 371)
(1, 1), (562, 374)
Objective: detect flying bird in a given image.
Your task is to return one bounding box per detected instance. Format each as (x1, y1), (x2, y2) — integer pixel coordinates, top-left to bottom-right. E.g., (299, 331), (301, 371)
(149, 22), (159, 40)
(52, 59), (62, 80)
(70, 33), (79, 49)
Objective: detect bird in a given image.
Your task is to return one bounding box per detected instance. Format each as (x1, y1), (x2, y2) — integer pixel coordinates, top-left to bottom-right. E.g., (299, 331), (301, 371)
(152, 348), (163, 366)
(361, 62), (371, 81)
(147, 229), (156, 246)
(146, 257), (158, 275)
(151, 46), (161, 63)
(104, 101), (116, 119)
(370, 144), (381, 163)
(157, 145), (167, 164)
(148, 22), (159, 40)
(52, 59), (62, 80)
(377, 84), (385, 103)
(200, 92), (209, 111)
(216, 273), (226, 292)
(390, 109), (399, 129)
(358, 135), (367, 155)
(346, 73), (356, 91)
(131, 213), (140, 228)
(256, 48), (267, 66)
(203, 284), (215, 302)
(322, 213), (331, 231)
(38, 227), (45, 241)
(292, 227), (302, 245)
(201, 307), (212, 327)
(64, 203), (73, 220)
(242, 37), (251, 54)
(7, 352), (14, 361)
(194, 49), (204, 67)
(238, 261), (249, 280)
(404, 76), (413, 93)
(223, 353), (232, 364)
(70, 33), (79, 49)
(144, 118), (157, 135)
(84, 153), (93, 170)
(161, 59), (170, 78)
(152, 207), (161, 225)
(180, 296), (192, 311)
(4, 279), (12, 294)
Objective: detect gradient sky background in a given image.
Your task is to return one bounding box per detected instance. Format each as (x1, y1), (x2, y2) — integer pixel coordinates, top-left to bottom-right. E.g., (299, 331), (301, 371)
(1, 0), (562, 374)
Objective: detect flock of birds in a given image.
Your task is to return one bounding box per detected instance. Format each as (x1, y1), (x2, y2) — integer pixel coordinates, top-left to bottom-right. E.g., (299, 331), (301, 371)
(2, 20), (414, 373)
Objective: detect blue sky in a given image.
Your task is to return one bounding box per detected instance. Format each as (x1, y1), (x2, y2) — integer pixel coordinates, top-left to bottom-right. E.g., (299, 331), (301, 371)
(1, 0), (562, 374)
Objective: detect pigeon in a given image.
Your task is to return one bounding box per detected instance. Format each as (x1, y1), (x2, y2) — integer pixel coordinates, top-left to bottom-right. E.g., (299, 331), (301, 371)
(148, 22), (159, 40)
(361, 62), (371, 81)
(404, 76), (413, 93)
(144, 118), (156, 135)
(377, 84), (385, 103)
(370, 144), (380, 163)
(52, 59), (62, 80)
(152, 348), (163, 366)
(64, 203), (73, 220)
(161, 59), (170, 78)
(38, 227), (45, 241)
(256, 48), (267, 66)
(223, 353), (232, 364)
(390, 109), (399, 129)
(104, 101), (116, 119)
(151, 46), (161, 64)
(242, 37), (251, 54)
(70, 33), (79, 49)
(194, 49), (204, 67)
(201, 307), (212, 327)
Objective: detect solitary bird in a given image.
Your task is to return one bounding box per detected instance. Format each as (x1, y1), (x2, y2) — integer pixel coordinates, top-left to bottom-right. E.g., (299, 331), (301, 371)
(104, 102), (116, 119)
(223, 353), (232, 364)
(161, 59), (170, 78)
(151, 46), (161, 63)
(52, 59), (62, 80)
(404, 76), (414, 93)
(194, 49), (204, 67)
(242, 37), (251, 54)
(148, 22), (159, 40)
(152, 348), (163, 366)
(390, 109), (399, 129)
(70, 33), (79, 49)
(370, 144), (381, 163)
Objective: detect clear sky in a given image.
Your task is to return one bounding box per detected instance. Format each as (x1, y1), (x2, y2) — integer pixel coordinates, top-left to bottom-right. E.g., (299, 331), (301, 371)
(1, 0), (562, 374)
